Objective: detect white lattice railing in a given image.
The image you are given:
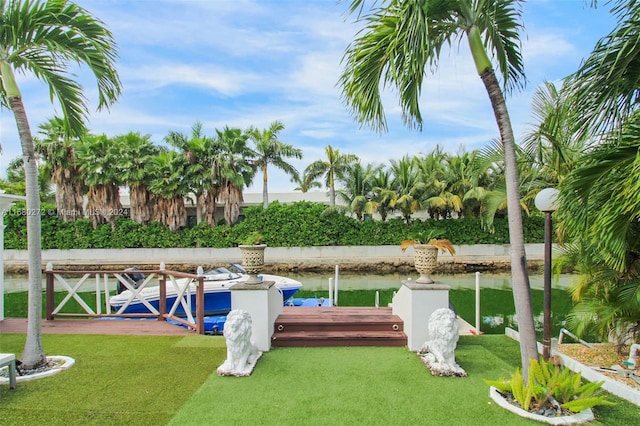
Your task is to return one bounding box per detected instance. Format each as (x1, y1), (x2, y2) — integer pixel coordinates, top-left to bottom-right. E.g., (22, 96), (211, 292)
(44, 262), (205, 334)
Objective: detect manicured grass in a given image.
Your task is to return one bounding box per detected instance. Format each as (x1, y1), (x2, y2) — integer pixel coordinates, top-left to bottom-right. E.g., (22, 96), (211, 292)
(1, 334), (637, 425)
(0, 334), (224, 425)
(4, 291), (107, 317)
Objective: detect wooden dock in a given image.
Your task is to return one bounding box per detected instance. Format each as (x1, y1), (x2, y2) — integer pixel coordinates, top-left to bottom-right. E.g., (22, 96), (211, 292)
(272, 307), (408, 347)
(0, 318), (192, 336)
(2, 309), (476, 343)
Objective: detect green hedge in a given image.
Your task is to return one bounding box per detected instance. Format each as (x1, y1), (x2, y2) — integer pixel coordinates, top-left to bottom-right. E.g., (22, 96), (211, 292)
(3, 200), (545, 249)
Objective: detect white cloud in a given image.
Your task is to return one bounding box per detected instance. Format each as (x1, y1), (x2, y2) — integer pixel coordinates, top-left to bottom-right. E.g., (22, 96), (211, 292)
(123, 63), (262, 96)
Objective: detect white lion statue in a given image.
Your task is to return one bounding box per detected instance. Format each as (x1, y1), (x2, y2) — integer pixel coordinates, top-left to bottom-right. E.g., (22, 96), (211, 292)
(217, 309), (262, 377)
(418, 308), (467, 377)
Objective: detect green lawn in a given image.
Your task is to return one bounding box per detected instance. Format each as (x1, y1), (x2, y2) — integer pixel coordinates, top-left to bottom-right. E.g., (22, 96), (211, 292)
(1, 334), (637, 425)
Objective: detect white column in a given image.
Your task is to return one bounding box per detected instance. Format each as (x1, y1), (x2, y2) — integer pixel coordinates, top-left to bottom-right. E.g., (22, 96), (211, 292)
(230, 281), (283, 352)
(0, 194), (26, 321)
(0, 213), (5, 322)
(392, 280), (450, 351)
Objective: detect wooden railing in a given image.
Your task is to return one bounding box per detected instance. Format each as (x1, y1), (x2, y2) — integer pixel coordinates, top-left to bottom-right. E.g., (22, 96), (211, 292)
(44, 263), (205, 334)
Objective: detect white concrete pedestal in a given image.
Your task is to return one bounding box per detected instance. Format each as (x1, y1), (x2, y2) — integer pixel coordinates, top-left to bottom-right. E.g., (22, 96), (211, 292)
(1, 193), (26, 321)
(230, 281), (283, 352)
(392, 280), (450, 351)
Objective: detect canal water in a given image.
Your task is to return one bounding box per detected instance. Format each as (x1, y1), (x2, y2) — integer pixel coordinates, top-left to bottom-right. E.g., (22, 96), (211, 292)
(1, 270), (574, 293)
(286, 270), (573, 291)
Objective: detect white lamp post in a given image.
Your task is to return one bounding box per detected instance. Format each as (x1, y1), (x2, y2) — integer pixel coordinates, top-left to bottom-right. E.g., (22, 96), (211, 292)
(534, 187), (559, 361)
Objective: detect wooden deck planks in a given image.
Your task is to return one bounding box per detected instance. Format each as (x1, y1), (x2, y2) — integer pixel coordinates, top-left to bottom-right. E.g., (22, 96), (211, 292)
(272, 306), (408, 347)
(0, 318), (193, 336)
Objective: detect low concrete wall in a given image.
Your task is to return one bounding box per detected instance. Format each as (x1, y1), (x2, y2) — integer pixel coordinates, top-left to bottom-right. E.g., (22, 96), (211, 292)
(3, 244), (547, 272)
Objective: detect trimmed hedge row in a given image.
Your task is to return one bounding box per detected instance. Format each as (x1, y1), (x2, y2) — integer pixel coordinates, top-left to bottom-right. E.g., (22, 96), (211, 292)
(3, 200), (545, 250)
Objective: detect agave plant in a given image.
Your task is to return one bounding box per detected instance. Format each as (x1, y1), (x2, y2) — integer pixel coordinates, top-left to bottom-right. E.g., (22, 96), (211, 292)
(400, 229), (456, 256)
(485, 357), (615, 415)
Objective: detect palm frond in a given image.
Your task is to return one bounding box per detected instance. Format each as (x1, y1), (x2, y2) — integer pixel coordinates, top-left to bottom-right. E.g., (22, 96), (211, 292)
(477, 0), (526, 94)
(565, 1), (640, 135)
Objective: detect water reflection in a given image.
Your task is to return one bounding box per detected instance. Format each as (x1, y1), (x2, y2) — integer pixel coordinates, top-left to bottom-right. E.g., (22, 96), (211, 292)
(287, 271), (574, 292)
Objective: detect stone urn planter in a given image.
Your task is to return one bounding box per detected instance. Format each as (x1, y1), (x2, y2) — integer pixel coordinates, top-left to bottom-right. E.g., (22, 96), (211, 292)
(412, 244), (440, 284)
(238, 244), (267, 284)
(401, 232), (455, 284)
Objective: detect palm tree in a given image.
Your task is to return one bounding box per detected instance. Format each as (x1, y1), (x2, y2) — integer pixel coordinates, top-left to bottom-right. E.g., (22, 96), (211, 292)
(522, 81), (589, 187)
(339, 0), (538, 371)
(305, 145), (358, 207)
(0, 156), (53, 200)
(566, 0), (640, 136)
(148, 150), (190, 231)
(555, 117), (640, 344)
(291, 167), (322, 193)
(444, 149), (490, 218)
(0, 0), (120, 369)
(389, 155), (423, 225)
(0, 158), (27, 195)
(469, 139), (536, 232)
(116, 132), (159, 225)
(415, 146), (447, 190)
(36, 117), (85, 221)
(75, 134), (124, 227)
(337, 161), (380, 220)
(213, 126), (256, 226)
(370, 167), (396, 221)
(165, 122), (217, 225)
(414, 148), (455, 219)
(247, 120), (303, 208)
(558, 0), (640, 269)
(554, 1), (640, 344)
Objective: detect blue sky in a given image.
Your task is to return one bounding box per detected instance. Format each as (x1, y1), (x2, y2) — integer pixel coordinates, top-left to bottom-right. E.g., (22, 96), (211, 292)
(0, 0), (618, 192)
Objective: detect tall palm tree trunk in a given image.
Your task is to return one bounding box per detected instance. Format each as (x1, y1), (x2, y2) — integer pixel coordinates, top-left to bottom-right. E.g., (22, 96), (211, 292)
(129, 184), (153, 225)
(196, 193), (205, 224)
(72, 174), (85, 219)
(262, 165), (269, 209)
(167, 195), (187, 231)
(205, 188), (217, 227)
(53, 167), (84, 220)
(9, 96), (46, 368)
(151, 194), (164, 224)
(220, 184), (243, 226)
(86, 184), (122, 227)
(329, 187), (336, 207)
(86, 186), (108, 227)
(481, 68), (538, 368)
(328, 172), (336, 207)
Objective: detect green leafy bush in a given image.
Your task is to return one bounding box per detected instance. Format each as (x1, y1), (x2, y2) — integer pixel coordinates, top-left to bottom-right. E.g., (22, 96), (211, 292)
(485, 357), (615, 414)
(3, 200), (546, 249)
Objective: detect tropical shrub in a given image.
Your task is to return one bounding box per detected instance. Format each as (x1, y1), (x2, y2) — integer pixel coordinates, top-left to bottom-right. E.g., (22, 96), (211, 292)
(485, 357), (615, 414)
(2, 201), (546, 249)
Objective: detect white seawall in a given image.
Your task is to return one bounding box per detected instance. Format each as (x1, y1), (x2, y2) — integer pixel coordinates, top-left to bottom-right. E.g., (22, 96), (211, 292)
(3, 244), (547, 269)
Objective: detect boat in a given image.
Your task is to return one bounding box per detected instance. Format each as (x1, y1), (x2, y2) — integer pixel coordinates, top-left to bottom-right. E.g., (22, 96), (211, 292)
(108, 264), (303, 316)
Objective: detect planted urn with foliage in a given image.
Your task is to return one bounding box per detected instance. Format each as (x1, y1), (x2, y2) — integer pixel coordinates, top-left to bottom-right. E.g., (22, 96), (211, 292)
(238, 231), (266, 283)
(401, 230), (455, 284)
(485, 357), (614, 423)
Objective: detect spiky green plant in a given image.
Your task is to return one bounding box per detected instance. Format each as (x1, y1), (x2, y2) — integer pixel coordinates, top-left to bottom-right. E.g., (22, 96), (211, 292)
(485, 357), (615, 414)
